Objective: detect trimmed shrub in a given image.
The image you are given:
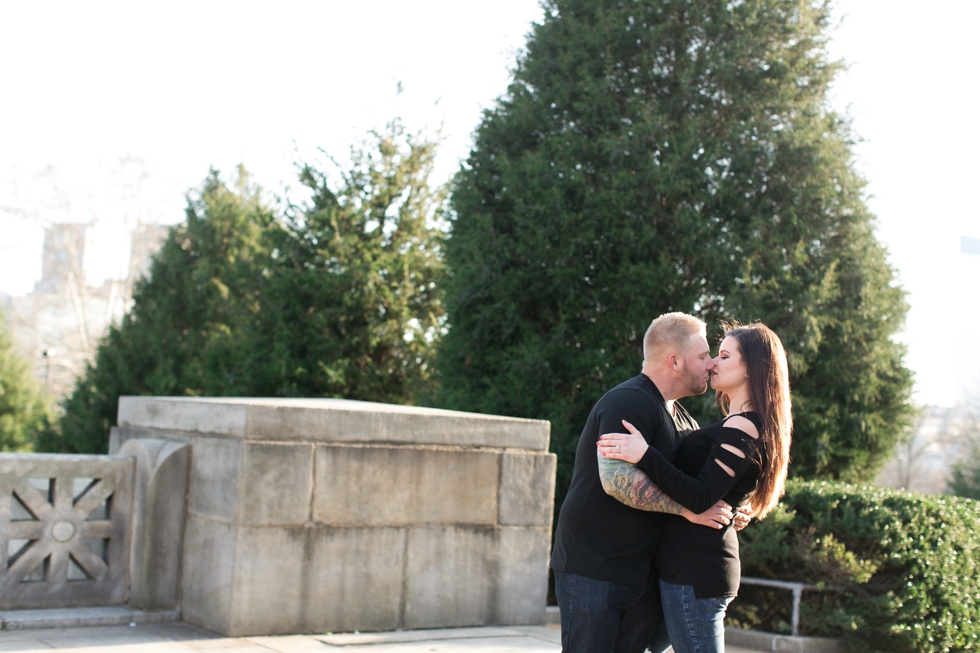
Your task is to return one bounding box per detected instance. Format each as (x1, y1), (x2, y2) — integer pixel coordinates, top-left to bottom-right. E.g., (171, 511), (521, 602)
(731, 479), (980, 652)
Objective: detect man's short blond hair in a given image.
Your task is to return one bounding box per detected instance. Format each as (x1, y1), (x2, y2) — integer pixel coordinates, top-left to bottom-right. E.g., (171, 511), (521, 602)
(643, 313), (706, 364)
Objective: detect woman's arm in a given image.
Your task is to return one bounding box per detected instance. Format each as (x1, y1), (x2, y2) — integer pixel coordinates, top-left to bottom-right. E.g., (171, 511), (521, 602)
(599, 420), (757, 514)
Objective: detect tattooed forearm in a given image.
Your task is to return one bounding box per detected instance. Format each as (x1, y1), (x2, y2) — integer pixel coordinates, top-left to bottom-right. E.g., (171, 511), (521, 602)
(597, 451), (684, 515)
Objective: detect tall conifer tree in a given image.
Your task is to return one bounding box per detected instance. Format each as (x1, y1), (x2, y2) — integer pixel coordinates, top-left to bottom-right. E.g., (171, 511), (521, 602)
(47, 168), (269, 453)
(0, 308), (53, 451)
(247, 121), (446, 403)
(439, 0), (912, 500)
(47, 126), (445, 454)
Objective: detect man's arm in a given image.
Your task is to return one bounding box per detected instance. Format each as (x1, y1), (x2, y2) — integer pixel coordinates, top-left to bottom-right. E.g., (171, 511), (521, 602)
(594, 400), (732, 526)
(598, 451), (734, 529)
(597, 451), (684, 514)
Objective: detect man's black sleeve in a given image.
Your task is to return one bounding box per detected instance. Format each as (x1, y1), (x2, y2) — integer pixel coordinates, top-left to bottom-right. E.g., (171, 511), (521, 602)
(595, 392), (665, 455)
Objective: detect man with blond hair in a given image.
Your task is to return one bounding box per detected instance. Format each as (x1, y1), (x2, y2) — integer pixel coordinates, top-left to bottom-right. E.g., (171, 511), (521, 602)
(550, 312), (731, 653)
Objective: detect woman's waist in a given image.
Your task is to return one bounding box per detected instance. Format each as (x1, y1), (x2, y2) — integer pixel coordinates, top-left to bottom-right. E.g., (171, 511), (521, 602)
(654, 520), (742, 596)
(653, 517), (739, 569)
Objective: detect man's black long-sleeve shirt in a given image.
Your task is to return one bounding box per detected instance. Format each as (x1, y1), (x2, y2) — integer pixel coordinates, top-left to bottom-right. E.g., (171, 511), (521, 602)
(550, 374), (698, 590)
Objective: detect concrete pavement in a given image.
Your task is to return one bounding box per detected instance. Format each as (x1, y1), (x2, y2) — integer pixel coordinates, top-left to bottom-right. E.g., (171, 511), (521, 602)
(0, 622), (764, 653)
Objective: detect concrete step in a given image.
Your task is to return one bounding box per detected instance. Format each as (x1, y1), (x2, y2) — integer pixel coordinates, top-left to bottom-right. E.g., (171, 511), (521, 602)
(545, 605), (560, 625)
(545, 606), (842, 653)
(0, 606), (180, 630)
(726, 627), (844, 653)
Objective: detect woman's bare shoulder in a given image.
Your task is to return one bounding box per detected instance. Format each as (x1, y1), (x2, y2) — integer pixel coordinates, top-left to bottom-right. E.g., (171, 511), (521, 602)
(722, 415), (759, 439)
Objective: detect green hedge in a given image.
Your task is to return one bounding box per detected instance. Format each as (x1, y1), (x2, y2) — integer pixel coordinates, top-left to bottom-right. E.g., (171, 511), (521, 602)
(730, 479), (980, 652)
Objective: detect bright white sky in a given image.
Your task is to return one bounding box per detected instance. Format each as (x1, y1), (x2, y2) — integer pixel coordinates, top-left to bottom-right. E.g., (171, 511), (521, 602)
(1, 1), (977, 407)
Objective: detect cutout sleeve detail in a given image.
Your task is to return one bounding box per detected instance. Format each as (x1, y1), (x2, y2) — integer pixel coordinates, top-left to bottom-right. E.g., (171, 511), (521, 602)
(639, 427), (758, 513)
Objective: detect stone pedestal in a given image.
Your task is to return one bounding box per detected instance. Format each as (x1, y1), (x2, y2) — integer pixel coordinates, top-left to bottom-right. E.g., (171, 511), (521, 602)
(118, 438), (190, 611)
(110, 397), (555, 637)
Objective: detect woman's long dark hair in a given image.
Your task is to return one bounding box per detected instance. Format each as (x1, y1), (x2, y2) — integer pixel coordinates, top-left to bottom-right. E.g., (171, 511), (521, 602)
(716, 322), (792, 519)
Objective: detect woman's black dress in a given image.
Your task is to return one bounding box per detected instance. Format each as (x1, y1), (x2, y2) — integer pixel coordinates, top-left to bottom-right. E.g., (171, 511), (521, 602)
(636, 412), (765, 598)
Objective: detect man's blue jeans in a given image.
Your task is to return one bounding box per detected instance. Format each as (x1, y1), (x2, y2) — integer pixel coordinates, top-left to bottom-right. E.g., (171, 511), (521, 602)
(554, 570), (661, 653)
(658, 580), (733, 653)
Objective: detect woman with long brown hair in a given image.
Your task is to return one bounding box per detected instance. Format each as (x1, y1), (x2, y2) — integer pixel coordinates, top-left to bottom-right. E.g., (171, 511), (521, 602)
(597, 322), (792, 653)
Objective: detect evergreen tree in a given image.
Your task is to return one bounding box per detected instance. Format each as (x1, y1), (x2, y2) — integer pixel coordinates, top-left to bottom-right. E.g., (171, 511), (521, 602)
(0, 308), (53, 451)
(45, 168), (269, 453)
(46, 125), (445, 453)
(247, 122), (446, 403)
(439, 0), (912, 503)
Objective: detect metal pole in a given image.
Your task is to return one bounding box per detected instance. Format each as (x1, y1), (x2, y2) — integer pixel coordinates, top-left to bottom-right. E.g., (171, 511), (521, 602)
(791, 585), (803, 637)
(43, 350), (52, 392)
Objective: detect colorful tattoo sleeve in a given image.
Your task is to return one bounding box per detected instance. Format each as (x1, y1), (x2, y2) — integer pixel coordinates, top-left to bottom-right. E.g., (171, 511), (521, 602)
(597, 450), (684, 515)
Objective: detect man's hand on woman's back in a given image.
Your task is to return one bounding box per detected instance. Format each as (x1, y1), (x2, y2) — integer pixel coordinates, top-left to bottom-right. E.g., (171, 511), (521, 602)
(680, 502), (752, 531)
(681, 501), (733, 529)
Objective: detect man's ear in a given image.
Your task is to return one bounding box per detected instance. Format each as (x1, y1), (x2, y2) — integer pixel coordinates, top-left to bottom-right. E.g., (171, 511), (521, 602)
(668, 353), (682, 372)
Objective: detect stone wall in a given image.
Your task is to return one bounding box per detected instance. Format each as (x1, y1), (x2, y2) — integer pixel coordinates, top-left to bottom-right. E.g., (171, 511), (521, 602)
(110, 397), (556, 637)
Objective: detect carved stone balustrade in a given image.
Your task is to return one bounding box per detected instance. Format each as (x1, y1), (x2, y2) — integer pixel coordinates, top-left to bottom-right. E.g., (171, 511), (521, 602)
(0, 454), (133, 609)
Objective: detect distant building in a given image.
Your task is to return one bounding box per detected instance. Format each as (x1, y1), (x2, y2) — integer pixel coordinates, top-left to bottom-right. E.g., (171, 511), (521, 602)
(958, 235), (980, 408)
(8, 221), (169, 400)
(129, 223), (170, 281)
(963, 235), (980, 256)
(32, 223), (94, 295)
(876, 404), (979, 495)
(881, 236), (980, 495)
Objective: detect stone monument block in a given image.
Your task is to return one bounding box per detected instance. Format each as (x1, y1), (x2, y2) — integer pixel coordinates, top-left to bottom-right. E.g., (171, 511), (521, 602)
(239, 442), (314, 525)
(312, 445), (499, 526)
(494, 526), (554, 623)
(114, 396), (555, 637)
(230, 525), (408, 635)
(118, 438), (190, 610)
(179, 515), (236, 634)
(187, 436), (242, 523)
(498, 452), (557, 526)
(402, 526), (496, 629)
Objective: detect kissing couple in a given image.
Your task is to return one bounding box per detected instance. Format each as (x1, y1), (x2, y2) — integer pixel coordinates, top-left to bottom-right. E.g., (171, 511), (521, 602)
(551, 313), (792, 653)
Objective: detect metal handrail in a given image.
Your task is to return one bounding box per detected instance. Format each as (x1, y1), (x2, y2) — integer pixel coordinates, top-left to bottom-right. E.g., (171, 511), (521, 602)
(739, 576), (844, 637)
